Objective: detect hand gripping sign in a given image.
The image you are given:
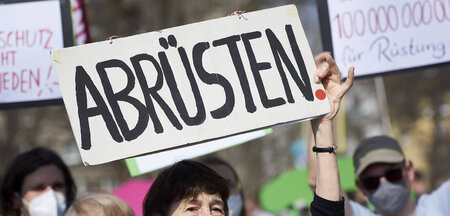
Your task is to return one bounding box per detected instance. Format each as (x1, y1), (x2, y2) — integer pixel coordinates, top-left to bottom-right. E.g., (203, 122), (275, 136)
(51, 5), (330, 165)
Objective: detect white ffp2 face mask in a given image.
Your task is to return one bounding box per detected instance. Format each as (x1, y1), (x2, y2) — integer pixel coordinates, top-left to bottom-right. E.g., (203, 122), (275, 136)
(227, 194), (243, 216)
(20, 189), (66, 216)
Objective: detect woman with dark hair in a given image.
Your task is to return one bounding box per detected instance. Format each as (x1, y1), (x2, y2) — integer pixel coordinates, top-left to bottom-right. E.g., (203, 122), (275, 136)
(0, 147), (76, 216)
(143, 160), (229, 216)
(143, 54), (353, 216)
(200, 157), (246, 216)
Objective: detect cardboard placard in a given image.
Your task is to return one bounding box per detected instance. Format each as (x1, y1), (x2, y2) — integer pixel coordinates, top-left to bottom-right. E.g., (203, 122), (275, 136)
(52, 5), (330, 165)
(318, 0), (450, 78)
(0, 0), (73, 108)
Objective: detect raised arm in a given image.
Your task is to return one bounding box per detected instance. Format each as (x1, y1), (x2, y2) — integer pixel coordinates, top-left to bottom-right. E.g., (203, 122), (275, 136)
(307, 52), (331, 192)
(309, 54), (354, 215)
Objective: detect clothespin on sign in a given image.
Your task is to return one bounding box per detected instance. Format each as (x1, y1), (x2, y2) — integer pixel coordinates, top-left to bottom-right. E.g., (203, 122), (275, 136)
(228, 10), (247, 20)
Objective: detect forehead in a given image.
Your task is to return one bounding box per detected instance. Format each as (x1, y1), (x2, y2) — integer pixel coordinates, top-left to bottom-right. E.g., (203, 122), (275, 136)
(170, 192), (224, 214)
(360, 162), (401, 177)
(21, 165), (65, 191)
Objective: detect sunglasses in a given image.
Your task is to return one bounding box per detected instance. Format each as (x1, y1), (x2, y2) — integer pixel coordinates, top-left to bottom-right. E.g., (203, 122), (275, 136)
(358, 166), (404, 190)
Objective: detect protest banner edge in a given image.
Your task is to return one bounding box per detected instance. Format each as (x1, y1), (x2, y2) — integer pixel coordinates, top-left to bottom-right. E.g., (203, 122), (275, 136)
(316, 0), (450, 79)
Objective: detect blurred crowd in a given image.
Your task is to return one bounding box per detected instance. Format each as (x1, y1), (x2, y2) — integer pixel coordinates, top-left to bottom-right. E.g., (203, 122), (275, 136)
(1, 53), (449, 216)
(1, 135), (449, 216)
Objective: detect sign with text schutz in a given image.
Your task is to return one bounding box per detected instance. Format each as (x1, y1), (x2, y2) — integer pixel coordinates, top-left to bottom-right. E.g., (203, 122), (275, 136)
(0, 0), (73, 108)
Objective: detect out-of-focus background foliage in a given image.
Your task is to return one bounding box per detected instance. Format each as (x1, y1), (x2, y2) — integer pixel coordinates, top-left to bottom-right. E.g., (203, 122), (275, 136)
(1, 0), (449, 212)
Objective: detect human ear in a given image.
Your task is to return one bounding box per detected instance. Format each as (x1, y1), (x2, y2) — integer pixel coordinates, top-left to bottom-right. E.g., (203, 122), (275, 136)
(355, 181), (369, 196)
(405, 161), (415, 185)
(12, 192), (24, 212)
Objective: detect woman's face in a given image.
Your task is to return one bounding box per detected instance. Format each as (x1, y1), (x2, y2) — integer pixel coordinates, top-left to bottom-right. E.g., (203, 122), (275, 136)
(20, 164), (66, 205)
(169, 192), (225, 216)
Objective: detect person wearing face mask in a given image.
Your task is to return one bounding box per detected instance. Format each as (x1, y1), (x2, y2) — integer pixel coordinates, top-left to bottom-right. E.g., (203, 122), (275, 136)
(0, 147), (76, 216)
(200, 157), (245, 216)
(349, 136), (450, 216)
(309, 133), (450, 216)
(350, 136), (416, 216)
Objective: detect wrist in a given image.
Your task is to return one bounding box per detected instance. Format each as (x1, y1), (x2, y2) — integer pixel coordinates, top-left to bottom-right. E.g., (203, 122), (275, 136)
(311, 118), (333, 130)
(311, 118), (335, 148)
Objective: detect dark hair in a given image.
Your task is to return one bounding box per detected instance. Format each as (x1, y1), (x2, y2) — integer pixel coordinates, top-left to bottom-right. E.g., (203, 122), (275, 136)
(201, 157), (246, 216)
(200, 158), (240, 183)
(143, 160), (229, 216)
(0, 147), (77, 215)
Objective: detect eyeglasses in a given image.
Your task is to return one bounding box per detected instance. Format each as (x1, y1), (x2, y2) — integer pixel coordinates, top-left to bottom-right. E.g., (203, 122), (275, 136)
(358, 166), (404, 190)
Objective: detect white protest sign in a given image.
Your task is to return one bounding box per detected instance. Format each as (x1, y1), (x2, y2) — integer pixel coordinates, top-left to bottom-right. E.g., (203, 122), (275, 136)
(52, 5), (330, 165)
(0, 0), (72, 107)
(126, 129), (272, 176)
(319, 0), (450, 77)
